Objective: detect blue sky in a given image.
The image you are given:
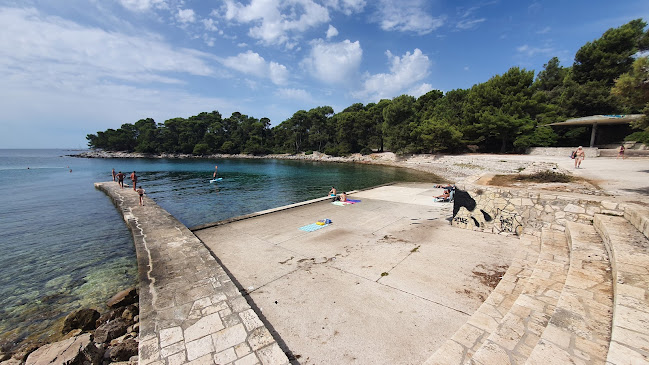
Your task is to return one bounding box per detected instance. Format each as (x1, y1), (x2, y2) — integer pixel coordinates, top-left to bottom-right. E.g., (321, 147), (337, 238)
(1, 0), (648, 149)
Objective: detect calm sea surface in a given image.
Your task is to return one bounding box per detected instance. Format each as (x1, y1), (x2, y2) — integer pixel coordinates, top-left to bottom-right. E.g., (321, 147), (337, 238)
(0, 149), (438, 344)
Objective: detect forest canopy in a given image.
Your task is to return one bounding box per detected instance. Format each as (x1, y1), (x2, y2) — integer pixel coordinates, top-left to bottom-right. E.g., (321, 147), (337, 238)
(88, 19), (649, 155)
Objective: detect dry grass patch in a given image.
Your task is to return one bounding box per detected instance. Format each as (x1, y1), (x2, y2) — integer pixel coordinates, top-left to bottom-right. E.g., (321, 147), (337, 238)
(490, 171), (573, 185)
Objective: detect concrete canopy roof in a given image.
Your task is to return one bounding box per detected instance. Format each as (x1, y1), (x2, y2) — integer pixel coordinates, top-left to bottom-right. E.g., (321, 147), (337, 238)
(547, 114), (644, 126)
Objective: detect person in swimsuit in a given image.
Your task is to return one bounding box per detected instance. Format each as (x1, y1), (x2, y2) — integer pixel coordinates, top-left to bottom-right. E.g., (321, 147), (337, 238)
(574, 146), (585, 168)
(213, 165), (218, 178)
(329, 187), (337, 196)
(116, 171), (125, 188)
(617, 145), (626, 159)
(130, 171), (138, 190)
(112, 168), (116, 181)
(136, 187), (145, 206)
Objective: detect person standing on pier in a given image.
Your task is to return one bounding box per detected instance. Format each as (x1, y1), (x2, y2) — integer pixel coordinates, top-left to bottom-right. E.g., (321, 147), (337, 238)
(116, 171), (125, 188)
(136, 187), (145, 206)
(112, 168), (116, 181)
(130, 171), (138, 190)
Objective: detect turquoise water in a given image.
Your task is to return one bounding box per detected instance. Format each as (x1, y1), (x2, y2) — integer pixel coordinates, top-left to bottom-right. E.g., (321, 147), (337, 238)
(0, 149), (438, 345)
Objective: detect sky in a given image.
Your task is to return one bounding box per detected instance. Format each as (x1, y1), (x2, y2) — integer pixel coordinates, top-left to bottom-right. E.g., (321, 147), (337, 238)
(1, 0), (648, 149)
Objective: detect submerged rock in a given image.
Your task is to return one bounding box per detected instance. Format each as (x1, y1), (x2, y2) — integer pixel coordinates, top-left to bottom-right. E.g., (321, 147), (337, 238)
(62, 308), (100, 334)
(106, 288), (137, 308)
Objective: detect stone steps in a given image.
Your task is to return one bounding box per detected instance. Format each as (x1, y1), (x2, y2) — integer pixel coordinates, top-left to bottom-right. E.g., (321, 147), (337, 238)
(594, 213), (649, 364)
(526, 221), (613, 364)
(624, 203), (649, 239)
(423, 234), (541, 365)
(467, 228), (570, 364)
(425, 203), (649, 365)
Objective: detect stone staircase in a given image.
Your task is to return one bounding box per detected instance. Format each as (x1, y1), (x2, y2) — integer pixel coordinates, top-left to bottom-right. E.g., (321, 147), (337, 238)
(424, 204), (649, 364)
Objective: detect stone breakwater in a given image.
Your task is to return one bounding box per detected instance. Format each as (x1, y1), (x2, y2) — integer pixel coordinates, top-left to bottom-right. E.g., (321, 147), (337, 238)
(94, 181), (290, 365)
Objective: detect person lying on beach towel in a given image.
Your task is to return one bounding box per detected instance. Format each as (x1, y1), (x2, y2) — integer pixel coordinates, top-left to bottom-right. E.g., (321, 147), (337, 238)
(434, 187), (455, 202)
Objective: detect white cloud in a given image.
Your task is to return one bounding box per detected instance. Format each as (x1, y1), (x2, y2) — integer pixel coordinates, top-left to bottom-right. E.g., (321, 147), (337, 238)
(0, 7), (215, 87)
(517, 44), (554, 57)
(456, 18), (485, 30)
(203, 18), (218, 31)
(118, 0), (168, 12)
(222, 0), (330, 46)
(302, 39), (363, 84)
(322, 0), (366, 15)
(374, 0), (445, 35)
(275, 88), (313, 102)
(407, 83), (432, 98)
(536, 26), (551, 34)
(220, 51), (289, 85)
(269, 62), (289, 85)
(354, 48), (431, 100)
(326, 24), (339, 38)
(177, 8), (196, 23)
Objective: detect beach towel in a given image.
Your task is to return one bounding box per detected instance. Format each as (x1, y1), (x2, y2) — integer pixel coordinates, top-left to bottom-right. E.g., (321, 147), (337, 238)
(346, 199), (361, 203)
(299, 223), (330, 232)
(332, 201), (353, 206)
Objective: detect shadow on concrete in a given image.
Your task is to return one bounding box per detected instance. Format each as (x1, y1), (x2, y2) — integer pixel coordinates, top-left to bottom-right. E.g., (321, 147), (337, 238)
(200, 241), (300, 365)
(622, 187), (649, 195)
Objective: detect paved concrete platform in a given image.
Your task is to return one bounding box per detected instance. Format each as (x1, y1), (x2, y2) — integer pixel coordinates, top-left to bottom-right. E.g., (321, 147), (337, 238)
(194, 183), (520, 364)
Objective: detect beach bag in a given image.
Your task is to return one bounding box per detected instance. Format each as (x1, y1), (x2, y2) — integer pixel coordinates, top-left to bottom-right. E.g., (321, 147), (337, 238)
(570, 150), (576, 159)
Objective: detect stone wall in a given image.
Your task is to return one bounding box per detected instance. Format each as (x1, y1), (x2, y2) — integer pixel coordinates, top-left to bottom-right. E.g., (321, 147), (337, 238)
(451, 185), (624, 235)
(526, 147), (600, 157)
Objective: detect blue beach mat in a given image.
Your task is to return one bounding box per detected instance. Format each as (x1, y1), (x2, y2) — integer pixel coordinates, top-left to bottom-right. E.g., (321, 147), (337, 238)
(299, 223), (330, 232)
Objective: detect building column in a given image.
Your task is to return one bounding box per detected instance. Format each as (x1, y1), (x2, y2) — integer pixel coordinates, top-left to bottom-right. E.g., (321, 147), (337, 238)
(590, 123), (597, 147)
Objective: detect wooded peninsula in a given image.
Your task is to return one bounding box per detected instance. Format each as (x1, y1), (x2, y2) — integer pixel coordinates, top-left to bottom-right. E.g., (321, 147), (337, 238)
(87, 19), (649, 156)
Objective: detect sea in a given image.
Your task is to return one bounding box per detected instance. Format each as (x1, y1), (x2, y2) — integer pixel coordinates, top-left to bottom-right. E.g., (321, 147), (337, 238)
(0, 149), (438, 346)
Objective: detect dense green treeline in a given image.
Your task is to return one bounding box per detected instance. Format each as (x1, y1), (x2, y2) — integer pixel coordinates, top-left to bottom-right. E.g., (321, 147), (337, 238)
(87, 19), (649, 155)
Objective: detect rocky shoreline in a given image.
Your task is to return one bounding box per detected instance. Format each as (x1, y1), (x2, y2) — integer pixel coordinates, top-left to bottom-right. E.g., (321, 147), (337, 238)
(72, 149), (545, 183)
(0, 288), (140, 365)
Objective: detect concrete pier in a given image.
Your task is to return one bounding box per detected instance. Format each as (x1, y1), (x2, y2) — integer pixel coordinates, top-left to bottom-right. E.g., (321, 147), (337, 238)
(95, 182), (290, 365)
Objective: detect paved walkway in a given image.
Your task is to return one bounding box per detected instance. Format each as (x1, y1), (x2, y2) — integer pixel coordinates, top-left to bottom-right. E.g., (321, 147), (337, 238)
(193, 183), (521, 364)
(95, 182), (290, 365)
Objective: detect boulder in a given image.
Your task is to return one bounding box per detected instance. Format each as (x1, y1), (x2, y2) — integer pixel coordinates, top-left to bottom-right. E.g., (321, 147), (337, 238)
(106, 288), (138, 308)
(107, 339), (138, 362)
(120, 304), (138, 322)
(62, 308), (100, 334)
(25, 333), (101, 365)
(94, 319), (130, 344)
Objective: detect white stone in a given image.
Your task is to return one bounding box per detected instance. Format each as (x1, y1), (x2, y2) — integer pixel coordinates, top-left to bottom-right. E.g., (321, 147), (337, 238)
(214, 348), (238, 364)
(185, 313), (225, 342)
(159, 327), (184, 348)
(564, 204), (586, 214)
(212, 324), (248, 353)
(601, 201), (618, 210)
(186, 335), (215, 361)
(235, 353), (261, 365)
(257, 343), (289, 365)
(240, 309), (265, 331)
